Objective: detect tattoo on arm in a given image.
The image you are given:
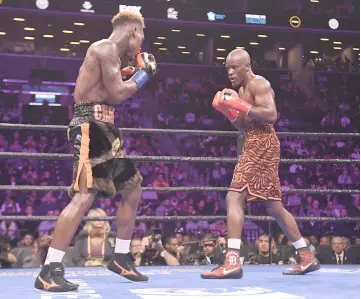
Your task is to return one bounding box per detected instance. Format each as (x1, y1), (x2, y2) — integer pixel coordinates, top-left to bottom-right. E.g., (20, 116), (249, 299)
(100, 45), (121, 84)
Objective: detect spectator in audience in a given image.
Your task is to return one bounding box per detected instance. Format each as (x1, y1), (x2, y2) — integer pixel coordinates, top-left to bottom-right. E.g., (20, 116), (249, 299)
(0, 191), (21, 214)
(323, 236), (349, 265)
(0, 236), (17, 268)
(307, 200), (322, 217)
(130, 237), (144, 266)
(23, 235), (51, 268)
(141, 234), (180, 266)
(72, 209), (115, 267)
(337, 168), (352, 185)
(18, 234), (34, 248)
(246, 235), (281, 265)
(348, 195), (360, 217)
(37, 210), (57, 236)
(183, 234), (224, 265)
(0, 207), (19, 242)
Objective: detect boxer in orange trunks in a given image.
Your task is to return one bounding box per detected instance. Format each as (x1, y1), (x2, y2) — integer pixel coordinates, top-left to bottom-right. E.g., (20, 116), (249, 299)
(201, 49), (320, 279)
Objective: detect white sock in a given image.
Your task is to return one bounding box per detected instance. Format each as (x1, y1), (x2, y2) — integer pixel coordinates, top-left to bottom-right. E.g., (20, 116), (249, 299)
(44, 247), (65, 265)
(292, 238), (308, 250)
(228, 238), (241, 250)
(115, 238), (131, 254)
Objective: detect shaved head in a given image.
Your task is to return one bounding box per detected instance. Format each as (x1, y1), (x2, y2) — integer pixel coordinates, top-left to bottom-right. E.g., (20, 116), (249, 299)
(227, 49), (251, 65)
(226, 48), (253, 88)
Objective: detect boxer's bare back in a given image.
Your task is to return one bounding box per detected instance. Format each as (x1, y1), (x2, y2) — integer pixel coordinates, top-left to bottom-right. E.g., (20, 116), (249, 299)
(74, 40), (124, 105)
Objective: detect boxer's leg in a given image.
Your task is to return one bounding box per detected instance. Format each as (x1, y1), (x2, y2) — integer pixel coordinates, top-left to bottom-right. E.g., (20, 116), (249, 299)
(49, 168), (97, 252)
(35, 167), (97, 292)
(201, 190), (246, 279)
(107, 160), (148, 282)
(115, 184), (142, 240)
(226, 190), (247, 249)
(265, 200), (320, 275)
(264, 200), (302, 243)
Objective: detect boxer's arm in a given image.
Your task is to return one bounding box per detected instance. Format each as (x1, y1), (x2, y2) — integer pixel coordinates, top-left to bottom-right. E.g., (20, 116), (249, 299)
(96, 41), (138, 104)
(247, 78), (277, 124)
(231, 113), (245, 131)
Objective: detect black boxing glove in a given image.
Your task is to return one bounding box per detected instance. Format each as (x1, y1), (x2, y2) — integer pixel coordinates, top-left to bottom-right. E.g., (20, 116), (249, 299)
(132, 52), (157, 89)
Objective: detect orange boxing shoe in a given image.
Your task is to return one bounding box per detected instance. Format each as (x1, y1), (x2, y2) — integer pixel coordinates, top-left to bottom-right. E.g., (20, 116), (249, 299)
(283, 248), (320, 275)
(201, 249), (243, 279)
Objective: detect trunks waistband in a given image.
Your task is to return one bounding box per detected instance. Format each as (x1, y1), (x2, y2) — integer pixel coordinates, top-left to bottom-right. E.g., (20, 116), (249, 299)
(70, 103), (115, 126)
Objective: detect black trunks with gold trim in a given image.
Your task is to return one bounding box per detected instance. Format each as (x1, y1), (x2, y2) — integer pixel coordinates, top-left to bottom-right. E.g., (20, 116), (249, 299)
(67, 103), (142, 198)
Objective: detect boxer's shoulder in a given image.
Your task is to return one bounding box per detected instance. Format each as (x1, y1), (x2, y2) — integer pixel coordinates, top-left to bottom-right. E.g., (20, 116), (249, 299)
(247, 76), (271, 94)
(91, 39), (118, 58)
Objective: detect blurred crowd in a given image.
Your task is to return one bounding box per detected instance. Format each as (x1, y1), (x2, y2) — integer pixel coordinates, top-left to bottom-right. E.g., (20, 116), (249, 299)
(0, 67), (359, 268)
(1, 208), (359, 269)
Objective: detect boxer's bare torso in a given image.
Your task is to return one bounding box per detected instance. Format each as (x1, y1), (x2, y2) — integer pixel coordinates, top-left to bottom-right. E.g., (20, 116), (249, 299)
(74, 39), (124, 105)
(237, 75), (276, 127)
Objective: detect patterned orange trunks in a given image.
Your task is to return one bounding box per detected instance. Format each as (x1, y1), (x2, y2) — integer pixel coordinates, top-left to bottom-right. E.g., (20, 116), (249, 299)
(229, 122), (282, 201)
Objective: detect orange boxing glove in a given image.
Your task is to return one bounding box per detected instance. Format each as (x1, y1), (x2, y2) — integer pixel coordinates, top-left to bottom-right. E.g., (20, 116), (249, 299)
(120, 66), (137, 80)
(221, 88), (252, 115)
(212, 91), (239, 122)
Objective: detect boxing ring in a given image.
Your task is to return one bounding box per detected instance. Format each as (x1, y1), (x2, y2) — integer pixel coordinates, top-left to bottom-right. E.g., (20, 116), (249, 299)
(0, 123), (359, 299)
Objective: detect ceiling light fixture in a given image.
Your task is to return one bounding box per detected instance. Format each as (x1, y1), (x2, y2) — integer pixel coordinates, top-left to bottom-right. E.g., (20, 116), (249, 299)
(157, 37), (166, 40)
(220, 35), (230, 38)
(196, 33), (205, 37)
(60, 48), (70, 52)
(182, 51), (190, 54)
(333, 47), (342, 50)
(0, 32), (6, 36)
(153, 42), (162, 45)
(63, 30), (73, 34)
(279, 47), (286, 50)
(333, 41), (342, 44)
(79, 40), (90, 43)
(217, 48), (226, 51)
(24, 37), (35, 40)
(177, 46), (186, 49)
(310, 50), (319, 54)
(71, 42), (80, 45)
(353, 48), (360, 51)
(13, 18), (25, 22)
(24, 27), (35, 31)
(257, 34), (267, 38)
(249, 42), (259, 45)
(216, 57), (225, 60)
(320, 38), (329, 41)
(74, 23), (85, 26)
(159, 48), (167, 51)
(43, 34), (54, 38)
(171, 29), (181, 32)
(236, 46), (244, 49)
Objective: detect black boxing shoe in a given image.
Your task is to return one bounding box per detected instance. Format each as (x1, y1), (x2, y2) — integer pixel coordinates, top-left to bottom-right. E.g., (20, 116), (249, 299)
(108, 252), (148, 282)
(34, 262), (79, 292)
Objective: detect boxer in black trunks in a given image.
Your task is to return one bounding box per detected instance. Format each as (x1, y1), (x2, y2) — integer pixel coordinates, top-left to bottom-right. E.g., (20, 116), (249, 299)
(35, 10), (157, 292)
